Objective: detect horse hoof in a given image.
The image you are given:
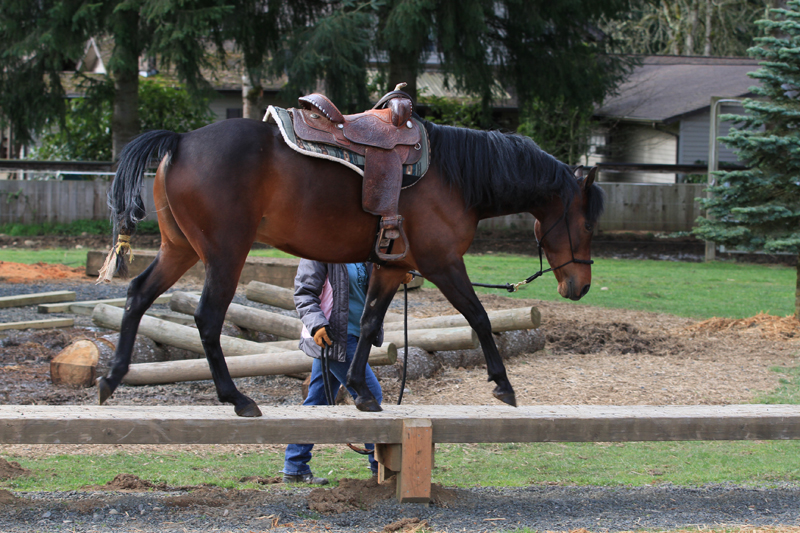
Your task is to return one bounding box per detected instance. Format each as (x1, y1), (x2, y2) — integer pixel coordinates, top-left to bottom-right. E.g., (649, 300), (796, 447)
(355, 398), (382, 412)
(98, 377), (114, 405)
(235, 403), (263, 418)
(492, 389), (517, 407)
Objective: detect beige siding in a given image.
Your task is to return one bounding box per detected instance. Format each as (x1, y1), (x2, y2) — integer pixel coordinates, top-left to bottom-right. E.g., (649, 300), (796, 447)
(606, 124), (678, 183)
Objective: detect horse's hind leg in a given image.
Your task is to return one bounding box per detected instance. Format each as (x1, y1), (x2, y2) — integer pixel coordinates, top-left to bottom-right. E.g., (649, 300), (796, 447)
(420, 257), (516, 407)
(98, 243), (199, 404)
(192, 254), (262, 417)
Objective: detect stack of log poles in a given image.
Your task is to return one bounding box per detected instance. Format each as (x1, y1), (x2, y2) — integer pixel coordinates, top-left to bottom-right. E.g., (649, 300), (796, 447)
(78, 281), (540, 387)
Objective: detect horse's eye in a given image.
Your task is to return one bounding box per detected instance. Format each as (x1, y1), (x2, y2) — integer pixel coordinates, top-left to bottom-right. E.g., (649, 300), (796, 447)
(584, 222), (593, 232)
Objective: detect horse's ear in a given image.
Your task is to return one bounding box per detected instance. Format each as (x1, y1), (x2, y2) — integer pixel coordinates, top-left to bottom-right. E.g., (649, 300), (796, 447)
(573, 165), (585, 178)
(583, 167), (598, 188)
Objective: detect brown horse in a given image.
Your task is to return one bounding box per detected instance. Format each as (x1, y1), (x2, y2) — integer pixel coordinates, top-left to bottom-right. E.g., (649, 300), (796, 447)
(98, 116), (604, 417)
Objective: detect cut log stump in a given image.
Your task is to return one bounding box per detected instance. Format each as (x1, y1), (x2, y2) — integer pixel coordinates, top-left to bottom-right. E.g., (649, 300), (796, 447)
(50, 339), (100, 388)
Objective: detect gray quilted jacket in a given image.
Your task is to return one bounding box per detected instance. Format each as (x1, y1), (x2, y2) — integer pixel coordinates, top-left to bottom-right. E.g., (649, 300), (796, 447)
(294, 260), (384, 361)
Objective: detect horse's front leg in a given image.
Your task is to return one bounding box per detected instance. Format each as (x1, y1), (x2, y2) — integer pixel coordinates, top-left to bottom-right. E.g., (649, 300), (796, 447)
(420, 256), (516, 407)
(347, 266), (407, 412)
(194, 255), (262, 418)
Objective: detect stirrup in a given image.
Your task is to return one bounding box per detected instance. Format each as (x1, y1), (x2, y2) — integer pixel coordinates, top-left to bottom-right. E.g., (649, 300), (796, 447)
(375, 216), (409, 262)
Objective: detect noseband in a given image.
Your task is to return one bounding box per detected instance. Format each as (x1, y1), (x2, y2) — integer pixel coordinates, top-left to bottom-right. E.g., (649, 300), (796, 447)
(471, 209), (593, 293)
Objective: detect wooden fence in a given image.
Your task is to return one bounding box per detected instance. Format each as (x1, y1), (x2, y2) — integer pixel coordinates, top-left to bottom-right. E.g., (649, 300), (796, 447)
(0, 178), (706, 232)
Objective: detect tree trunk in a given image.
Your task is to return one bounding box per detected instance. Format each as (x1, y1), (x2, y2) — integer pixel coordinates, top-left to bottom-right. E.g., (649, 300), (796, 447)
(242, 75), (263, 120)
(110, 7), (141, 161)
(112, 70), (139, 160)
(387, 49), (419, 103)
(795, 255), (799, 319)
(703, 0), (713, 55)
(685, 0), (699, 55)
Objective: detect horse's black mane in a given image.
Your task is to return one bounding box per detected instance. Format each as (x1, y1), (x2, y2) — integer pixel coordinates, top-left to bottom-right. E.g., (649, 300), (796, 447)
(422, 120), (604, 222)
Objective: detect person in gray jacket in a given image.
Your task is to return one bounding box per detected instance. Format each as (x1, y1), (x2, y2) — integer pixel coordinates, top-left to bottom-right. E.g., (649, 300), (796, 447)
(282, 260), (411, 484)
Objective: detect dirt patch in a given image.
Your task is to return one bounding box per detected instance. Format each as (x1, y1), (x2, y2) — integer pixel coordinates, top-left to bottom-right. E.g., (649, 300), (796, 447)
(0, 261), (86, 283)
(239, 475), (282, 485)
(683, 312), (800, 341)
(0, 457), (30, 480)
(545, 320), (678, 356)
(383, 517), (431, 532)
(308, 477), (458, 514)
(88, 473), (171, 491)
(0, 489), (22, 506)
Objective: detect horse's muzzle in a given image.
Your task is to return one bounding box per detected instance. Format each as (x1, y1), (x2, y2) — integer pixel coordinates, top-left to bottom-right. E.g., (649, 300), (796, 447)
(559, 280), (591, 301)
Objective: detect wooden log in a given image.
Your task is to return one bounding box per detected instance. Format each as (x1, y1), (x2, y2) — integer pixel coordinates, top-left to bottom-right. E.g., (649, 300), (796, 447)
(170, 291), (302, 338)
(38, 294), (171, 314)
(92, 304), (396, 385)
(245, 281), (295, 310)
(0, 318), (74, 331)
(92, 304), (291, 357)
(0, 290), (75, 309)
(383, 307), (541, 333)
(50, 339), (100, 387)
(383, 326), (478, 351)
(246, 278), (422, 311)
(122, 345), (396, 385)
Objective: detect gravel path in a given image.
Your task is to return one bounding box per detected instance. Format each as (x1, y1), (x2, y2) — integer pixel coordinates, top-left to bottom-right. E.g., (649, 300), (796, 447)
(3, 483), (800, 532)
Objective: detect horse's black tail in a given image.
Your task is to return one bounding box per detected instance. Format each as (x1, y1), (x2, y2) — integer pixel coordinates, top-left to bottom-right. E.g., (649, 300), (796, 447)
(100, 130), (180, 281)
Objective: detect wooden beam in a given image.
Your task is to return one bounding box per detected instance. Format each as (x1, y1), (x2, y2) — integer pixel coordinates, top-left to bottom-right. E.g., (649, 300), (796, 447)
(0, 318), (74, 331)
(0, 159), (114, 172)
(38, 294), (171, 314)
(1, 290), (75, 309)
(3, 405), (799, 445)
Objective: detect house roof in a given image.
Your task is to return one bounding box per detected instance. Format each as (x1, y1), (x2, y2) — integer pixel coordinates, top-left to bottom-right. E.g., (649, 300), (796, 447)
(595, 56), (761, 123)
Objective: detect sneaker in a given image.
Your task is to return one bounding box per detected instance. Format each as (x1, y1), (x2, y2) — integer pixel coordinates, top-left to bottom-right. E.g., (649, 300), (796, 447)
(282, 472), (329, 485)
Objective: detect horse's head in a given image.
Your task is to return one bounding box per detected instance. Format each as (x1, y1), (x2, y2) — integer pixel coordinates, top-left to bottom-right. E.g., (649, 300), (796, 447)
(533, 167), (604, 301)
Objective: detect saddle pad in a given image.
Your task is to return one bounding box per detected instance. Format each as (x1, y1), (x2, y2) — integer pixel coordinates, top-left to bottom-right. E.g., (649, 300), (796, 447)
(265, 106), (429, 187)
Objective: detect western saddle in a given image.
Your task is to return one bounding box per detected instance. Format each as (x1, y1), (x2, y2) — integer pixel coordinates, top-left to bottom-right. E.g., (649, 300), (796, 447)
(290, 83), (423, 262)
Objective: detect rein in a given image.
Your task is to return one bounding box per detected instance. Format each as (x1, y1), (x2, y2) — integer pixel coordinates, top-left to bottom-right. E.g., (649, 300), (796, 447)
(470, 210), (593, 293)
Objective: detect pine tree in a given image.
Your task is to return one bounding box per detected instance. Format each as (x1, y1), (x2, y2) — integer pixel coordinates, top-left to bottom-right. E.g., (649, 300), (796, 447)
(694, 0), (800, 317)
(0, 0), (234, 160)
(272, 0), (634, 124)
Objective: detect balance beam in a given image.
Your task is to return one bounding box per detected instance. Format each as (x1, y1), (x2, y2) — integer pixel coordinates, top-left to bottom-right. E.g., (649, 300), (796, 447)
(2, 405), (799, 503)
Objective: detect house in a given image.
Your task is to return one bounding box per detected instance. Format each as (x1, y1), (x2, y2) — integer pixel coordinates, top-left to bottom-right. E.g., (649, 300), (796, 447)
(590, 56), (761, 183)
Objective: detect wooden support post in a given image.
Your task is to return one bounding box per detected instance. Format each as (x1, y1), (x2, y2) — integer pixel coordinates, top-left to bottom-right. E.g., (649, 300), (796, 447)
(375, 419), (434, 503)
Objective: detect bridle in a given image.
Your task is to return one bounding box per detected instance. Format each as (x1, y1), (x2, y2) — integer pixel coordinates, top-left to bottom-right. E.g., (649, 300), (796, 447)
(470, 208), (593, 293)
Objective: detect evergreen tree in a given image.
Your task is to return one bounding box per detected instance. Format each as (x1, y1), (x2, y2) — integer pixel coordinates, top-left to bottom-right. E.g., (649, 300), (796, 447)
(272, 0), (635, 125)
(694, 0), (800, 317)
(0, 0), (233, 160)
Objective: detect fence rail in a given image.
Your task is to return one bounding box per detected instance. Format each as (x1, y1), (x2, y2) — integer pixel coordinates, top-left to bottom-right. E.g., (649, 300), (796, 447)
(1, 178), (707, 233)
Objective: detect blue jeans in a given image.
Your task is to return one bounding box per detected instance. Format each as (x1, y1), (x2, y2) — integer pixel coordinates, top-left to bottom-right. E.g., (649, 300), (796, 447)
(283, 335), (383, 476)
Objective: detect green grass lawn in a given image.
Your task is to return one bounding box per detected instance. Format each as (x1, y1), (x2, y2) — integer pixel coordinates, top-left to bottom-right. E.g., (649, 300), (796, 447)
(465, 254), (797, 319)
(4, 439), (800, 491)
(1, 248), (795, 320)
